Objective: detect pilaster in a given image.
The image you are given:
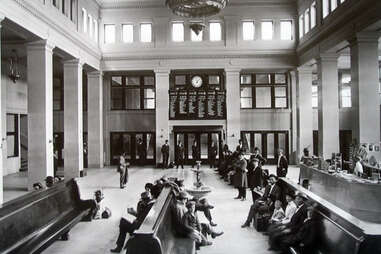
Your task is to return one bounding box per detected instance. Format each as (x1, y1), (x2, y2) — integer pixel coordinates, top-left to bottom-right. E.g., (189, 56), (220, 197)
(0, 17), (4, 204)
(225, 68), (241, 150)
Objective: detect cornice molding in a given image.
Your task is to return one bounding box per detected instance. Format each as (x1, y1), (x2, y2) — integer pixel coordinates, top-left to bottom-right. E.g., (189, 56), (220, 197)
(11, 0), (101, 62)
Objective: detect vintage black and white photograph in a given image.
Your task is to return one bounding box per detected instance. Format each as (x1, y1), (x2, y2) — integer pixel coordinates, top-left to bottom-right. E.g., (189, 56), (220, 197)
(0, 0), (380, 253)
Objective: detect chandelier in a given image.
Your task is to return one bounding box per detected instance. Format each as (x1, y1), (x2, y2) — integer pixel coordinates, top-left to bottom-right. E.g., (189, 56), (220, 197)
(166, 0), (228, 18)
(8, 49), (21, 83)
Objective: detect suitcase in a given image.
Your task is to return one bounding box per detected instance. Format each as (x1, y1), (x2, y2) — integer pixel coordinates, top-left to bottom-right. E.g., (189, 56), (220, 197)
(254, 213), (269, 232)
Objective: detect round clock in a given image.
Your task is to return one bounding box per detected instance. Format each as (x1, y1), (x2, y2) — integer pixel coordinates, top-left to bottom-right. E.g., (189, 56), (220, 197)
(191, 75), (203, 88)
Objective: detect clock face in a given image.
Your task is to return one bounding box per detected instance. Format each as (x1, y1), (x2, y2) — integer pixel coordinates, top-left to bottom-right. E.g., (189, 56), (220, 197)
(191, 75), (203, 88)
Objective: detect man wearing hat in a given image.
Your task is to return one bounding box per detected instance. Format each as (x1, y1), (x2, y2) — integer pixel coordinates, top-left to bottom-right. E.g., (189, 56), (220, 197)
(111, 191), (155, 253)
(276, 149), (288, 177)
(268, 191), (308, 251)
(247, 157), (263, 201)
(233, 152), (248, 201)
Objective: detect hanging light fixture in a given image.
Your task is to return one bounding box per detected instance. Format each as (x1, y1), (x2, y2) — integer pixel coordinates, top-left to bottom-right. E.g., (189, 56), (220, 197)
(189, 23), (206, 35)
(166, 0), (228, 18)
(8, 49), (21, 83)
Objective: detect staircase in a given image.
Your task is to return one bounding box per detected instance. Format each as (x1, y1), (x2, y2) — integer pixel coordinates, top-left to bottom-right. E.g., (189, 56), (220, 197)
(20, 158), (28, 172)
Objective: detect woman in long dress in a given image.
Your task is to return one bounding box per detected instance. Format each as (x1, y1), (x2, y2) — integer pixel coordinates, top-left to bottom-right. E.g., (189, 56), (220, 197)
(118, 153), (128, 189)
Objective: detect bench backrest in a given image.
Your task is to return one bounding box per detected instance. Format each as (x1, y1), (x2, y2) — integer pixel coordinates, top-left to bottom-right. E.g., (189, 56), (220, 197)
(126, 186), (194, 254)
(0, 180), (80, 253)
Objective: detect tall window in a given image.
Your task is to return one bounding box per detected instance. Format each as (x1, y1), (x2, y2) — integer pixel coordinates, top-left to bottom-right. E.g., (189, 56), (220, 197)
(70, 0), (75, 22)
(312, 85), (318, 108)
(240, 73), (288, 109)
(94, 19), (98, 42)
(242, 21), (255, 41)
(88, 15), (93, 38)
(111, 74), (156, 110)
(299, 15), (304, 38)
(330, 0), (337, 11)
(304, 9), (310, 34)
(191, 27), (203, 41)
(172, 22), (184, 42)
(61, 0), (65, 14)
(82, 8), (87, 33)
(280, 20), (292, 40)
(104, 24), (115, 43)
(140, 23), (152, 42)
(261, 21), (273, 40)
(340, 73), (351, 108)
(7, 114), (19, 158)
(122, 24), (134, 43)
(311, 2), (316, 28)
(322, 0), (329, 18)
(209, 22), (222, 41)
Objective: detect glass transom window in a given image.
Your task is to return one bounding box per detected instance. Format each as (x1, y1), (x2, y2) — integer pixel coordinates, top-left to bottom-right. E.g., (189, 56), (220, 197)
(242, 21), (255, 41)
(122, 24), (134, 43)
(104, 24), (115, 44)
(140, 23), (152, 42)
(210, 22), (222, 41)
(172, 22), (184, 42)
(261, 21), (273, 40)
(280, 20), (292, 40)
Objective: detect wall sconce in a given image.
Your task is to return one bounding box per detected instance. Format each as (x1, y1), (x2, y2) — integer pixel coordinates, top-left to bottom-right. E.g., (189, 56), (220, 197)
(8, 49), (21, 83)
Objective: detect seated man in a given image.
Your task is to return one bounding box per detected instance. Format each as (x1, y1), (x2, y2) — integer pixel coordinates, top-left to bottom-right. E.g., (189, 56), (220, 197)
(279, 203), (319, 253)
(268, 192), (308, 251)
(241, 174), (281, 228)
(110, 191), (155, 253)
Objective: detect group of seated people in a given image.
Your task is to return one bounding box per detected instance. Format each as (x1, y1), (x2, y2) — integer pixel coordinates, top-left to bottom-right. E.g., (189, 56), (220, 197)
(110, 175), (223, 253)
(241, 173), (319, 253)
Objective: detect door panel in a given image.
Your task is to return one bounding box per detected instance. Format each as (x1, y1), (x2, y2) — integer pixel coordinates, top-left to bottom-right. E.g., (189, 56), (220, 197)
(200, 134), (208, 160)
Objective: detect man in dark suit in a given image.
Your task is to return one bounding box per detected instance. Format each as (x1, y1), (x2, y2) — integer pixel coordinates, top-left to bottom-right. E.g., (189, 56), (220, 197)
(209, 141), (217, 168)
(268, 192), (308, 251)
(276, 149), (288, 177)
(234, 152), (248, 201)
(176, 141), (185, 169)
(161, 140), (170, 169)
(191, 140), (199, 168)
(241, 174), (281, 227)
(236, 139), (245, 153)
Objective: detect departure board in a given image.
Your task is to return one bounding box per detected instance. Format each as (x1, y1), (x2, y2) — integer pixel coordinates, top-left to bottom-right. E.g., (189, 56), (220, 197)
(169, 90), (226, 120)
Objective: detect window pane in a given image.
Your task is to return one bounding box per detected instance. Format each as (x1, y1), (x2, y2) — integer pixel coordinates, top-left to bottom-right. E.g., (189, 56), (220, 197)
(331, 0), (337, 11)
(312, 85), (318, 108)
(144, 88), (155, 98)
(341, 73), (351, 84)
(209, 75), (220, 85)
(278, 133), (286, 154)
(242, 133), (251, 152)
(175, 75), (186, 85)
(82, 9), (87, 33)
(140, 23), (152, 42)
(172, 22), (184, 42)
(256, 74), (270, 84)
(241, 74), (252, 84)
(243, 21), (255, 40)
(210, 22), (222, 41)
(112, 76), (122, 86)
(125, 88), (140, 109)
(241, 98), (252, 108)
(275, 87), (286, 97)
(280, 20), (292, 40)
(94, 20), (98, 42)
(104, 24), (115, 43)
(7, 114), (15, 132)
(275, 98), (287, 108)
(144, 76), (155, 86)
(342, 97), (351, 108)
(267, 133), (275, 159)
(126, 77), (140, 86)
(304, 10), (310, 33)
(241, 87), (252, 97)
(7, 135), (16, 157)
(122, 134), (131, 159)
(144, 99), (155, 109)
(311, 2), (316, 28)
(299, 15), (304, 38)
(323, 0), (329, 18)
(261, 21), (273, 40)
(191, 29), (203, 41)
(146, 134), (155, 159)
(255, 87), (271, 108)
(122, 24), (134, 43)
(111, 87), (124, 109)
(275, 74), (286, 84)
(312, 97), (318, 108)
(88, 15), (93, 37)
(254, 134), (262, 151)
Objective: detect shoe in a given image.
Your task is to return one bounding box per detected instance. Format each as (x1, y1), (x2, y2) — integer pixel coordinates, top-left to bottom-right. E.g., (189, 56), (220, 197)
(234, 196), (241, 199)
(204, 241), (213, 246)
(210, 221), (217, 226)
(61, 233), (69, 241)
(211, 231), (224, 239)
(110, 247), (122, 253)
(241, 223), (250, 228)
(241, 197), (246, 201)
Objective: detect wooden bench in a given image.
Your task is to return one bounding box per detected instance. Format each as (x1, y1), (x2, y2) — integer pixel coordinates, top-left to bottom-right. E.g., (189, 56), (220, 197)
(126, 186), (195, 254)
(279, 178), (381, 254)
(0, 179), (91, 254)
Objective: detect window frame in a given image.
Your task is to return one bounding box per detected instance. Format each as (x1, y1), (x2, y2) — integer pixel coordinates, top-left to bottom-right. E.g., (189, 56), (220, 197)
(6, 114), (19, 158)
(240, 73), (289, 109)
(140, 23), (152, 43)
(110, 74), (156, 110)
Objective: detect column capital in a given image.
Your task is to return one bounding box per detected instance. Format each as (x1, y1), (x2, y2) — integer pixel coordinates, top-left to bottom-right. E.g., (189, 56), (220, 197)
(154, 67), (170, 75)
(88, 71), (103, 78)
(26, 40), (55, 53)
(63, 58), (84, 68)
(316, 53), (339, 63)
(224, 67), (241, 74)
(296, 65), (313, 74)
(349, 31), (381, 45)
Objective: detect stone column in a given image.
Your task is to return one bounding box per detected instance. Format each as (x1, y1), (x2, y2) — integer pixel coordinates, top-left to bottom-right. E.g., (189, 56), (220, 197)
(87, 71), (104, 168)
(289, 70), (298, 164)
(350, 32), (380, 144)
(296, 66), (314, 161)
(0, 16), (4, 203)
(317, 53), (339, 159)
(155, 68), (170, 164)
(63, 59), (83, 179)
(225, 68), (241, 150)
(27, 40), (55, 190)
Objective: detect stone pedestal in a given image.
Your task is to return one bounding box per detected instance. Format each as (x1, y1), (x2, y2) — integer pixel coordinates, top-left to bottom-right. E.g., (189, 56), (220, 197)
(63, 59), (84, 180)
(27, 40), (55, 190)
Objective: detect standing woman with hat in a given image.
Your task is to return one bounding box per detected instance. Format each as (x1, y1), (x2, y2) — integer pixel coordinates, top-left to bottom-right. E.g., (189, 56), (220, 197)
(233, 152), (248, 201)
(118, 153), (128, 189)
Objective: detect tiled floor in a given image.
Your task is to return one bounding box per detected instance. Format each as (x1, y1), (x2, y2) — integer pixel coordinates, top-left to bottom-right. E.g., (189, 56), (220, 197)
(3, 165), (300, 254)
